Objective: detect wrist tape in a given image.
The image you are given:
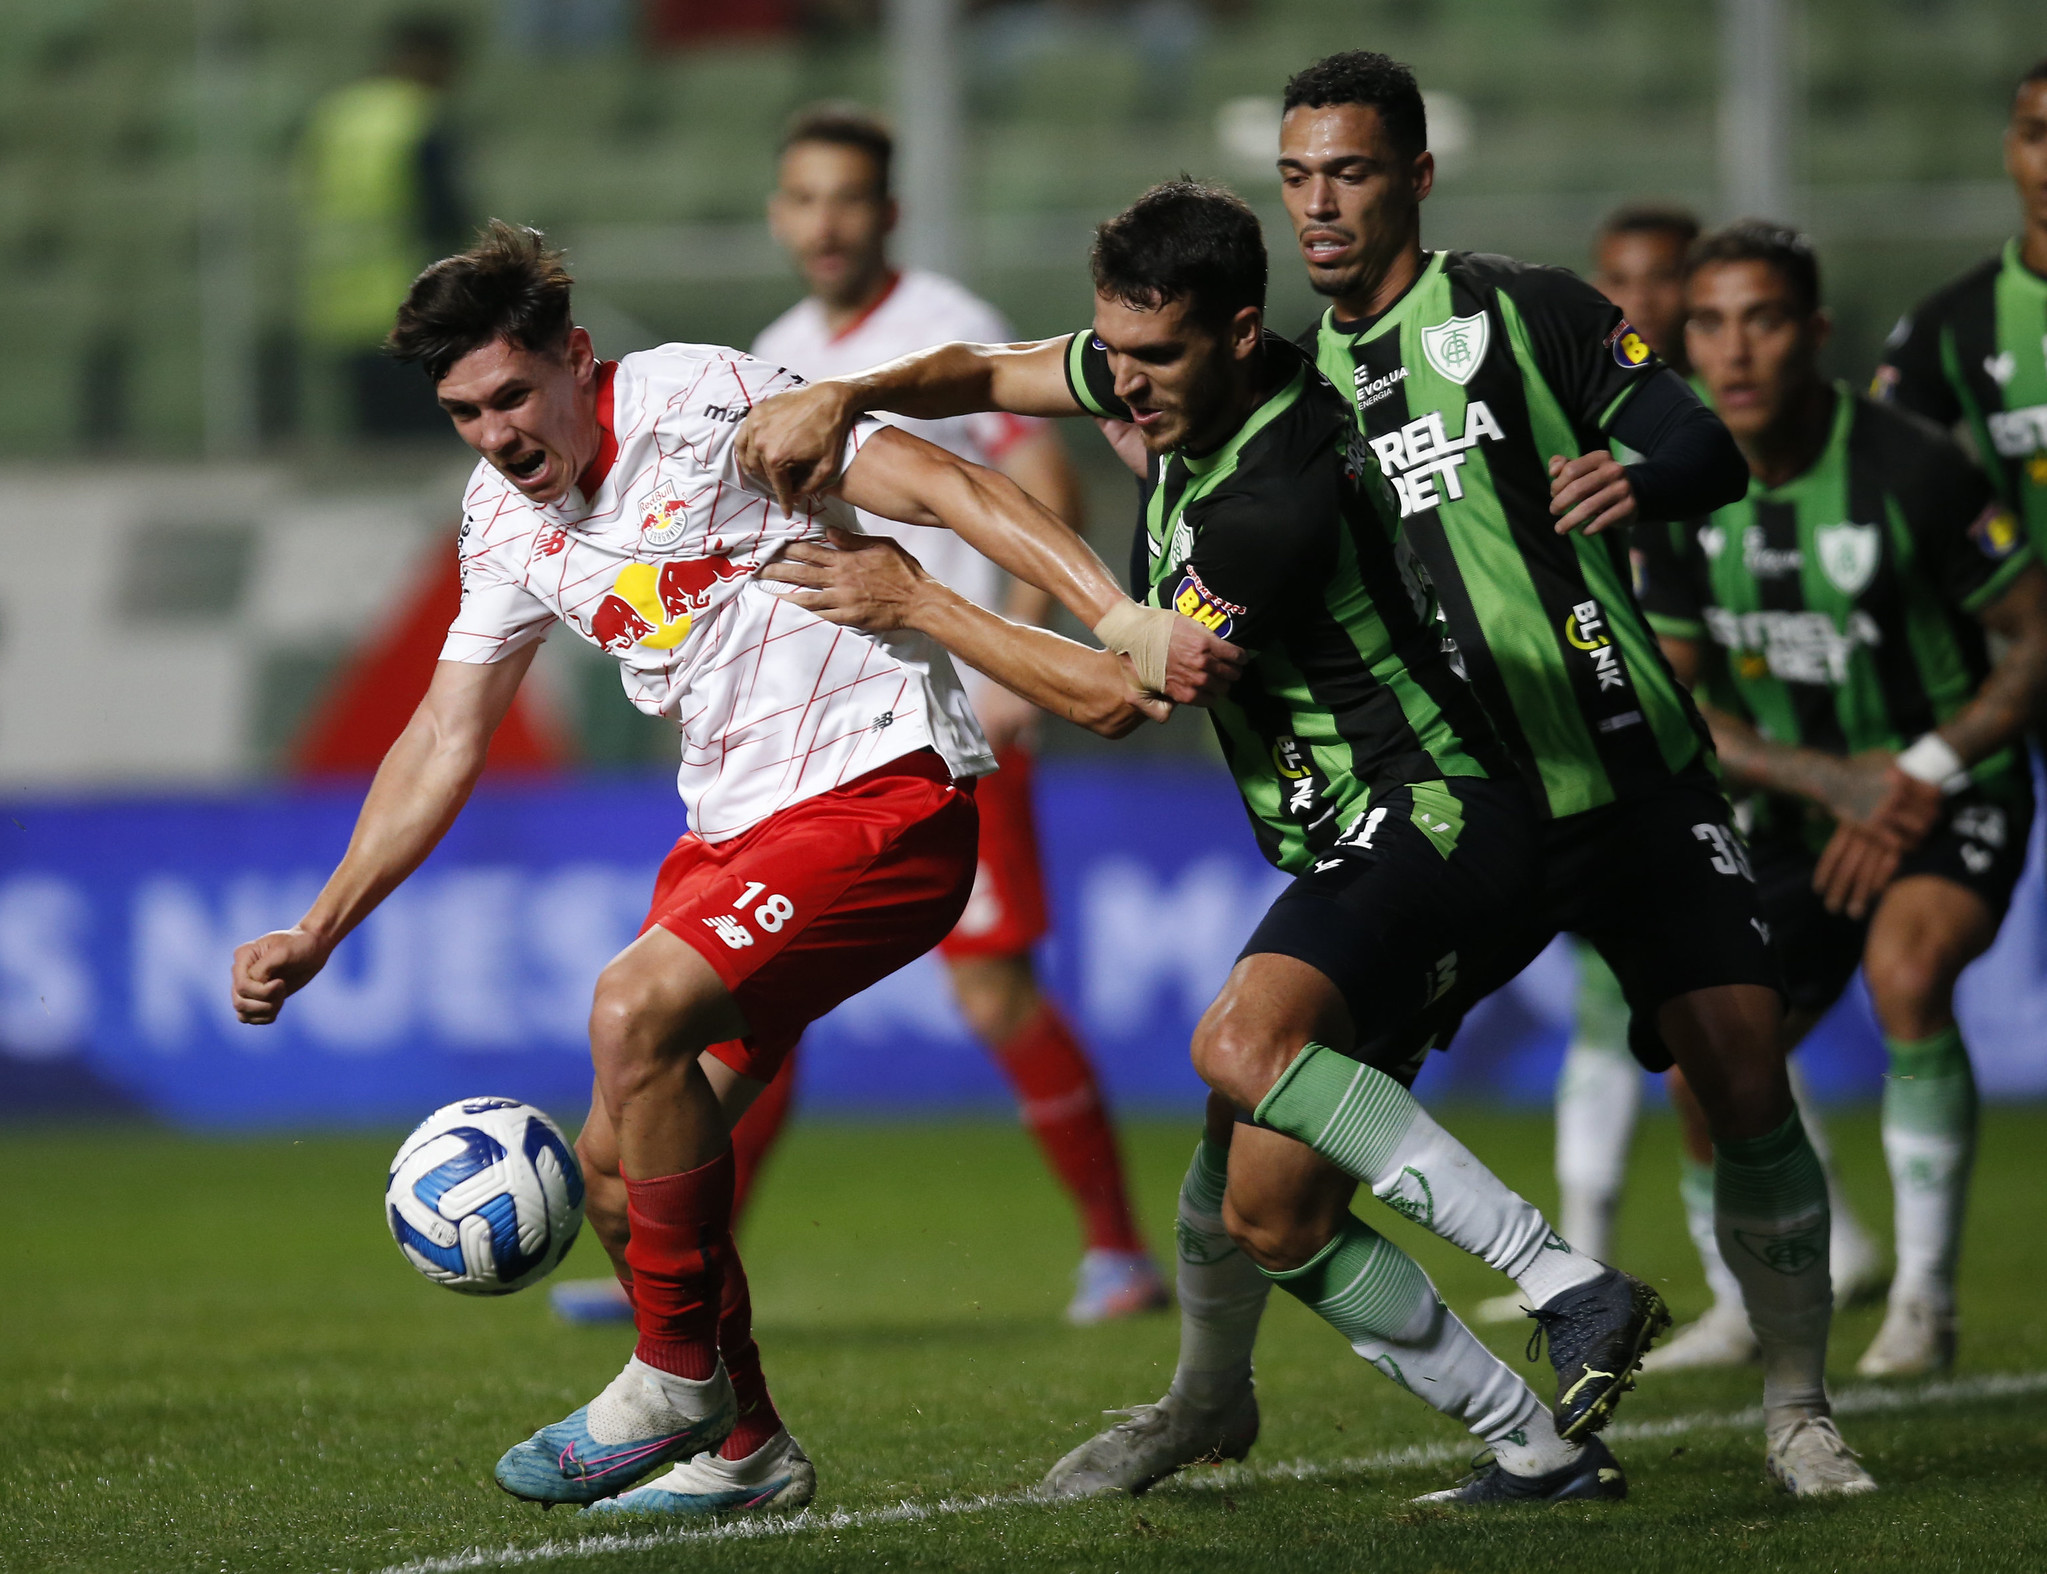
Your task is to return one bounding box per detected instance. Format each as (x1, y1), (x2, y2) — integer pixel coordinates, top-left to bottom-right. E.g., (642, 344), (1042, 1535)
(1895, 732), (1970, 794)
(1092, 600), (1177, 694)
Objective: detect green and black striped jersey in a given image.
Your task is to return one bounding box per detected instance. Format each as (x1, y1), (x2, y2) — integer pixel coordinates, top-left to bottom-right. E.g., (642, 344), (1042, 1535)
(1302, 250), (1711, 821)
(1063, 328), (1511, 874)
(1875, 240), (2047, 552)
(1636, 386), (2035, 849)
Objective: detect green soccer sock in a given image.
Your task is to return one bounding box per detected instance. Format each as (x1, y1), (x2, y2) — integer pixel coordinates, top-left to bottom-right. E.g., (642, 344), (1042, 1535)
(1714, 1113), (1832, 1424)
(1168, 1135), (1267, 1410)
(1266, 1215), (1570, 1474)
(1256, 1044), (1601, 1302)
(1881, 1026), (1978, 1311)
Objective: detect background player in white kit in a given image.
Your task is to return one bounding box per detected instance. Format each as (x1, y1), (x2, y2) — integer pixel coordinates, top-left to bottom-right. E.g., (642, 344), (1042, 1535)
(748, 104), (1167, 1323)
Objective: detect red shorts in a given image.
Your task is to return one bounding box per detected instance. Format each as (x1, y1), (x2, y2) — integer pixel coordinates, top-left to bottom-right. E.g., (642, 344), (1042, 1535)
(643, 749), (979, 1082)
(938, 745), (1051, 961)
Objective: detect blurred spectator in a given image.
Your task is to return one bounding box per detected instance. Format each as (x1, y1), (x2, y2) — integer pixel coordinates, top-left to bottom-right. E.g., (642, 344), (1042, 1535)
(499, 0), (632, 54)
(295, 18), (469, 441)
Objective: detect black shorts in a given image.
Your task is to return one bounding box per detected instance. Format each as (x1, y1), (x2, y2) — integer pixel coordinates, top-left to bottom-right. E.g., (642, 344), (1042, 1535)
(1236, 777), (1539, 1085)
(1750, 782), (2034, 1014)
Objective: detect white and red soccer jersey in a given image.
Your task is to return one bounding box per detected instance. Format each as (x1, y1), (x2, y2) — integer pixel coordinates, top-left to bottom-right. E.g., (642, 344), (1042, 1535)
(752, 269), (1048, 626)
(440, 344), (994, 842)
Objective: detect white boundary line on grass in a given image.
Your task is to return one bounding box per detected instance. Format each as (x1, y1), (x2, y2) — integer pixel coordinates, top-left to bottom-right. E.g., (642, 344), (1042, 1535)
(372, 1370), (2047, 1574)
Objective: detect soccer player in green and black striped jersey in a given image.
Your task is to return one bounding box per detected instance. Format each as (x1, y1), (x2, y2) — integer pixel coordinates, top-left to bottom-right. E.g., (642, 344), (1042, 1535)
(1873, 59), (2047, 552)
(1270, 50), (1866, 1495)
(748, 180), (1658, 1505)
(1637, 221), (2047, 1383)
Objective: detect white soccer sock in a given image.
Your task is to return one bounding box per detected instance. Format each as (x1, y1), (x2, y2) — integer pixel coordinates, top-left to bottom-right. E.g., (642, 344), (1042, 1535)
(1166, 1136), (1269, 1411)
(1881, 1028), (1978, 1312)
(1555, 1039), (1641, 1263)
(1257, 1047), (1606, 1307)
(587, 1355), (729, 1443)
(1790, 1061), (1881, 1287)
(1680, 1156), (1747, 1312)
(1267, 1216), (1577, 1478)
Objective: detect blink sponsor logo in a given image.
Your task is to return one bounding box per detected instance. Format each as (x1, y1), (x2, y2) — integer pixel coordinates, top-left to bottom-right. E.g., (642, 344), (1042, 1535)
(1563, 598), (1629, 693)
(1365, 400), (1507, 518)
(1352, 363), (1410, 412)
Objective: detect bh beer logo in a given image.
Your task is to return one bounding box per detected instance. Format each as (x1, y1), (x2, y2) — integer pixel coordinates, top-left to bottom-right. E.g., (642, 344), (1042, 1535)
(588, 555), (750, 654)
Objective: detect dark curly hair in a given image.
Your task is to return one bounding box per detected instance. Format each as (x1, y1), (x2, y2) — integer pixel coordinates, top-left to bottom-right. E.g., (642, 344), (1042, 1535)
(1090, 179), (1267, 330)
(1282, 52), (1427, 160)
(387, 220), (574, 383)
(1686, 219), (1822, 316)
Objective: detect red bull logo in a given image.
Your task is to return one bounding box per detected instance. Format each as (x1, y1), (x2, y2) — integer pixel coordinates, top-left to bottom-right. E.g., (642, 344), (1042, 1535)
(587, 555), (750, 654)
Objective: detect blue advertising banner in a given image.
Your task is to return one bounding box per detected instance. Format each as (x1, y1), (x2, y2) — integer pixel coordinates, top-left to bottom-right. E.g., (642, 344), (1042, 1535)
(2, 761), (2043, 1129)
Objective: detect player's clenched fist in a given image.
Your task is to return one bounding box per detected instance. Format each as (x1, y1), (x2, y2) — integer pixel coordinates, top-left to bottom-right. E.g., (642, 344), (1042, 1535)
(231, 927), (334, 1025)
(736, 381), (859, 516)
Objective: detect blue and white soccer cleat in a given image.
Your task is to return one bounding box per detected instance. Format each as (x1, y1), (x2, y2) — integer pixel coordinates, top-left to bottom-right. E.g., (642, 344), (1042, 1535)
(495, 1359), (735, 1505)
(585, 1428), (816, 1517)
(1066, 1249), (1170, 1326)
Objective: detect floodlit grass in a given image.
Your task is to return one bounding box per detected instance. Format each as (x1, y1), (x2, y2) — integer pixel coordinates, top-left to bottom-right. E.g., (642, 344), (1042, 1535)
(6, 1108), (2047, 1573)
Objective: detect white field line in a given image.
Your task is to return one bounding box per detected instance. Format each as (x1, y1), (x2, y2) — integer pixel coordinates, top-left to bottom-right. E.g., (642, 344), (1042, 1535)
(370, 1369), (2047, 1574)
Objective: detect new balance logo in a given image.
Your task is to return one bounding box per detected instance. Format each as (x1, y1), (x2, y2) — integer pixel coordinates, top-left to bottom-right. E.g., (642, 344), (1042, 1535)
(703, 914), (754, 949)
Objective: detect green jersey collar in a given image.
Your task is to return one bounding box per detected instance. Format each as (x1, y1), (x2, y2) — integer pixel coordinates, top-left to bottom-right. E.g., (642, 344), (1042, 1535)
(1749, 380), (1855, 502)
(2002, 237), (2047, 297)
(1324, 250), (1446, 339)
(1182, 359), (1306, 476)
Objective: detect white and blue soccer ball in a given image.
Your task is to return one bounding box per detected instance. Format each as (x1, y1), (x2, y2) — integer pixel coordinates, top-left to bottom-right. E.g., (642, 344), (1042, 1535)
(385, 1097), (585, 1295)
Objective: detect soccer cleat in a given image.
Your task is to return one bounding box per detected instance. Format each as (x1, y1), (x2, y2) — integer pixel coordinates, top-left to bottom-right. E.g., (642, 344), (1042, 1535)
(494, 1362), (735, 1505)
(1523, 1268), (1669, 1439)
(1039, 1387), (1259, 1498)
(550, 1278), (635, 1325)
(1065, 1249), (1171, 1326)
(1473, 1291), (1533, 1326)
(1639, 1299), (1759, 1373)
(585, 1429), (815, 1517)
(1854, 1297), (1956, 1378)
(1764, 1414), (1877, 1497)
(1412, 1435), (1627, 1505)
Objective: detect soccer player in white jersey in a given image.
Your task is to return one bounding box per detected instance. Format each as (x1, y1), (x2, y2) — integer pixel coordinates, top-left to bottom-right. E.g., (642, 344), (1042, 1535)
(228, 222), (1236, 1516)
(737, 104), (1166, 1323)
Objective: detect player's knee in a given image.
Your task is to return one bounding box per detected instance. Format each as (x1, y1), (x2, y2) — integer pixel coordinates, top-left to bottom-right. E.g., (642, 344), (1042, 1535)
(1221, 1191), (1327, 1273)
(1190, 1007), (1293, 1106)
(1863, 945), (1948, 1035)
(950, 956), (1039, 1045)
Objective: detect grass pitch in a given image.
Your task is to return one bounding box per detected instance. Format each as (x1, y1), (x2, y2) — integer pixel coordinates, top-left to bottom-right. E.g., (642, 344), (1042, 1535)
(7, 1107), (2047, 1574)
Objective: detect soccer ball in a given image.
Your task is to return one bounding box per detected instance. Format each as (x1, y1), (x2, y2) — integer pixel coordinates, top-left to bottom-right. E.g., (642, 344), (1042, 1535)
(385, 1097), (585, 1295)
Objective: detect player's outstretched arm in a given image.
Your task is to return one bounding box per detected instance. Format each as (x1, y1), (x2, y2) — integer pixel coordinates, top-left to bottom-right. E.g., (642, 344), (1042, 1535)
(230, 647), (538, 1025)
(736, 337), (1081, 514)
(837, 425), (1245, 706)
(763, 529), (1171, 738)
(1929, 562), (2047, 769)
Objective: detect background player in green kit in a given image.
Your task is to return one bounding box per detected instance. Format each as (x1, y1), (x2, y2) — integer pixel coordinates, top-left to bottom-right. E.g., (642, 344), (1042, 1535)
(1637, 221), (2047, 1379)
(1271, 52), (1873, 1497)
(1874, 59), (2047, 553)
(748, 180), (1661, 1505)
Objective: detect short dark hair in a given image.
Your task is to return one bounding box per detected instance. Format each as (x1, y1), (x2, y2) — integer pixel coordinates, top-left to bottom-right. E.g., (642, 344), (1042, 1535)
(1598, 203), (1701, 249)
(2020, 57), (2047, 100)
(780, 103), (893, 197)
(387, 220), (574, 383)
(1685, 219), (1823, 315)
(1090, 179), (1267, 330)
(1281, 52), (1427, 161)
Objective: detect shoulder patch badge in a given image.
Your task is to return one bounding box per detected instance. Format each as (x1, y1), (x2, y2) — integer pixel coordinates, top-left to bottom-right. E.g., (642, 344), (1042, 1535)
(1969, 502), (2023, 560)
(1173, 568), (1244, 638)
(1605, 320), (1654, 369)
(1420, 312), (1490, 386)
(1815, 522), (1882, 597)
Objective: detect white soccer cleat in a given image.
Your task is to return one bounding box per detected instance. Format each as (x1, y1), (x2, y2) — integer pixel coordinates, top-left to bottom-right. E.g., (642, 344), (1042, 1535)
(585, 1427), (815, 1516)
(1639, 1299), (1758, 1373)
(1855, 1297), (1956, 1378)
(1066, 1249), (1170, 1325)
(1039, 1387), (1259, 1498)
(1764, 1415), (1877, 1497)
(1472, 1292), (1533, 1326)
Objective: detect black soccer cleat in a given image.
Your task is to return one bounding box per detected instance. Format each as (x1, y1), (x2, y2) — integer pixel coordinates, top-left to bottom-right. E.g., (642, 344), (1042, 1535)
(1413, 1435), (1628, 1505)
(1525, 1267), (1670, 1439)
